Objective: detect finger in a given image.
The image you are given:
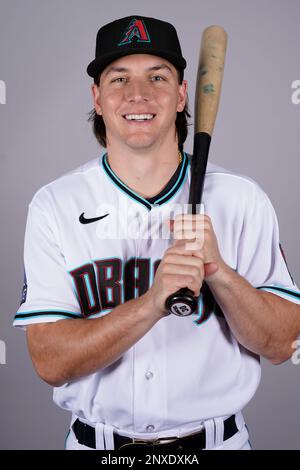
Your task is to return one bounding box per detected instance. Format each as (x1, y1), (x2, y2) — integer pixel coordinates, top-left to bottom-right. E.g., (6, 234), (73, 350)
(174, 224), (205, 242)
(162, 264), (205, 295)
(163, 260), (203, 274)
(185, 239), (205, 251)
(164, 253), (204, 268)
(174, 228), (205, 242)
(167, 240), (204, 256)
(160, 273), (201, 296)
(204, 262), (219, 278)
(174, 214), (209, 224)
(175, 214), (206, 220)
(174, 219), (206, 231)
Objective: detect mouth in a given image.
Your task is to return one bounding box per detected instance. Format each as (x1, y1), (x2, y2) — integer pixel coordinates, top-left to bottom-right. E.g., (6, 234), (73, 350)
(122, 113), (156, 122)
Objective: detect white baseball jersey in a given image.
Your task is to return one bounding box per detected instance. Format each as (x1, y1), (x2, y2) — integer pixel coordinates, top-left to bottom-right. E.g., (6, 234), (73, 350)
(14, 151), (300, 437)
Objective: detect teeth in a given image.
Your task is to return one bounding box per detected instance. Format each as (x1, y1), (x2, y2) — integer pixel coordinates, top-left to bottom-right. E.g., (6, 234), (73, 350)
(124, 114), (154, 120)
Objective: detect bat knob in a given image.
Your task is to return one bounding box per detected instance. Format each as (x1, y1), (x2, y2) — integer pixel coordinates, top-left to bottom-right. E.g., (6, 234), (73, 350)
(165, 288), (198, 316)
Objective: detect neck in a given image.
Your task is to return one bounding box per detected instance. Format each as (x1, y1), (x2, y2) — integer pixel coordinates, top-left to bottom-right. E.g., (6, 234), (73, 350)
(105, 142), (182, 199)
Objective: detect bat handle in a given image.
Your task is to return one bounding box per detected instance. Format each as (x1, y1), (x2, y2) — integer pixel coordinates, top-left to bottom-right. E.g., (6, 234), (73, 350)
(165, 288), (198, 316)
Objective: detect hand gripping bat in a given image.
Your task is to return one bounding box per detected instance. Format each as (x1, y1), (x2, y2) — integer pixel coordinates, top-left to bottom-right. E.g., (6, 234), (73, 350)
(165, 25), (228, 316)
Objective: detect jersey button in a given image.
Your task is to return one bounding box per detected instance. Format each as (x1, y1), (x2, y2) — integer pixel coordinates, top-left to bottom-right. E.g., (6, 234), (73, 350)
(145, 371), (154, 380)
(146, 425), (155, 432)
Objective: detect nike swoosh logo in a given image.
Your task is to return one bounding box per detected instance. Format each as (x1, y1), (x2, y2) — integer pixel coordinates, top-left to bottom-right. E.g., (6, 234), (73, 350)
(79, 212), (109, 224)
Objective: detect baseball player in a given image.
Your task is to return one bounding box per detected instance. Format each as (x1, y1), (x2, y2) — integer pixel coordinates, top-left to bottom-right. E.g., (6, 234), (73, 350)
(14, 16), (300, 451)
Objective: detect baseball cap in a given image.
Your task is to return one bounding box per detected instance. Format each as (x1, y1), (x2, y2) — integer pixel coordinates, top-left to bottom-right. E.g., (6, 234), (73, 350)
(87, 15), (187, 78)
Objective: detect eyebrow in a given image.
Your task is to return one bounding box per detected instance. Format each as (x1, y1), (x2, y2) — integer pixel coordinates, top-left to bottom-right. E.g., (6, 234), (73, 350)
(104, 63), (173, 77)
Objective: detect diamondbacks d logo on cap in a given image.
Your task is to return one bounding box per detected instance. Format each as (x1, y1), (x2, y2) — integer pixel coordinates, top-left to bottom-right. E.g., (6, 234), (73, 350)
(118, 18), (151, 46)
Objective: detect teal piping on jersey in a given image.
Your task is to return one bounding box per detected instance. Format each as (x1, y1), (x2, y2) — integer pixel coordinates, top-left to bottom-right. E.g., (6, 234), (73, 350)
(154, 153), (189, 205)
(69, 261), (100, 312)
(193, 293), (214, 326)
(256, 285), (300, 302)
(70, 274), (82, 308)
(86, 309), (112, 319)
(107, 289), (113, 303)
(14, 309), (82, 321)
(68, 258), (125, 313)
(100, 152), (189, 210)
(193, 294), (204, 325)
(102, 153), (152, 209)
(15, 309), (116, 322)
(84, 273), (96, 308)
(64, 429), (71, 450)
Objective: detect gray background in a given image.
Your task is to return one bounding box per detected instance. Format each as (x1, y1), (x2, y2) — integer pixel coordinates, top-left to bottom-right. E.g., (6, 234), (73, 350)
(0, 0), (299, 450)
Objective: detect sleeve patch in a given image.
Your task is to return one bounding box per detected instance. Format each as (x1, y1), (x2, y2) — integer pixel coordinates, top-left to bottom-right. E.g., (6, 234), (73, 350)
(20, 269), (28, 305)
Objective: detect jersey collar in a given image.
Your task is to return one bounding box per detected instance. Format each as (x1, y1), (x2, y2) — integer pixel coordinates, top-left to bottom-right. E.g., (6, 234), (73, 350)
(101, 152), (189, 211)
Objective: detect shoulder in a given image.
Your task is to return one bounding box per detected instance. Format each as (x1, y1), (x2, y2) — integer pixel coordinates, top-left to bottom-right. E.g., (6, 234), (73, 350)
(185, 152), (270, 208)
(207, 161), (266, 199)
(184, 153), (277, 224)
(29, 155), (103, 210)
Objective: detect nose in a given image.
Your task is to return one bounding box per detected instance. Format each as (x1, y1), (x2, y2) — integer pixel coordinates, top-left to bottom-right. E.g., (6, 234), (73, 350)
(125, 79), (151, 103)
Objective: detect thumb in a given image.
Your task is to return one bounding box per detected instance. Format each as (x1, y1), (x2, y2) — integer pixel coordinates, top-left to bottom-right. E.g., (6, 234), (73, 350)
(204, 262), (219, 278)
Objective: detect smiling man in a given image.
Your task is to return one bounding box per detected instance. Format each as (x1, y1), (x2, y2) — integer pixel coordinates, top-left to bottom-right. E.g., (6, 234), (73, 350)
(14, 15), (300, 451)
(90, 52), (187, 200)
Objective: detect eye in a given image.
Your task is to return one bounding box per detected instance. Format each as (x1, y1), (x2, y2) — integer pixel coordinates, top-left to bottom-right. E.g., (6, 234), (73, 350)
(151, 76), (165, 82)
(112, 77), (127, 83)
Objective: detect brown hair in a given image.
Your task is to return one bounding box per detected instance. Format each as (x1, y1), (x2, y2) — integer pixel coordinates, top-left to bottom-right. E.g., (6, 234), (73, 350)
(88, 68), (191, 151)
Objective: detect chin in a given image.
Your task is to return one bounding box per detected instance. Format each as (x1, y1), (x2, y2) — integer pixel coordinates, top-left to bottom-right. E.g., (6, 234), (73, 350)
(125, 136), (157, 150)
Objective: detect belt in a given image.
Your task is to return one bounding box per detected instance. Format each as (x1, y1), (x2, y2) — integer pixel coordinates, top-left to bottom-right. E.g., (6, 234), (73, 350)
(72, 415), (238, 450)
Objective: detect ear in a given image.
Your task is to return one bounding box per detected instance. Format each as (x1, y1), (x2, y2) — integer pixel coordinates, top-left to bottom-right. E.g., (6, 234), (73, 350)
(177, 79), (187, 113)
(91, 84), (102, 115)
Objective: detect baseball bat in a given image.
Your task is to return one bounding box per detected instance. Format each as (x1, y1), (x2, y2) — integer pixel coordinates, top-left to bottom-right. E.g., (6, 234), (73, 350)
(165, 25), (228, 316)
